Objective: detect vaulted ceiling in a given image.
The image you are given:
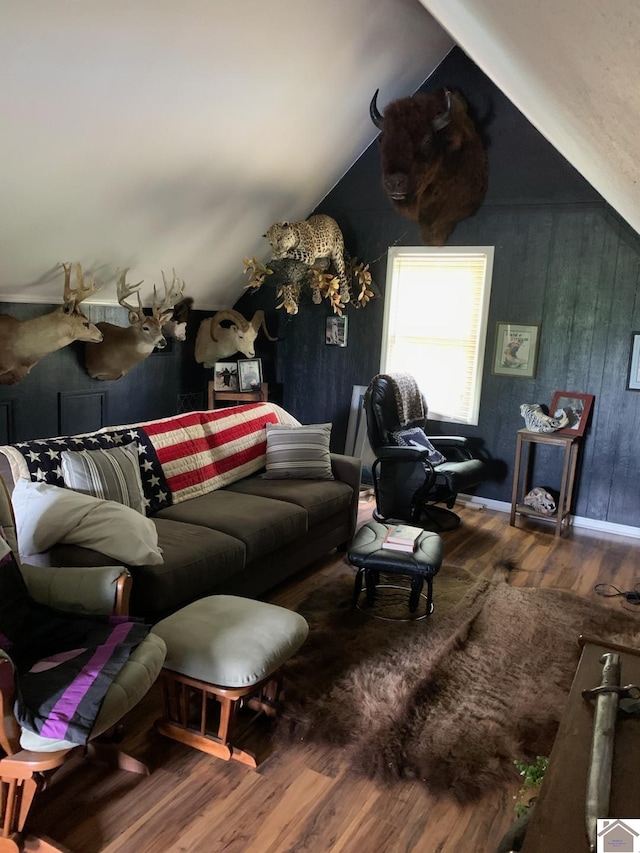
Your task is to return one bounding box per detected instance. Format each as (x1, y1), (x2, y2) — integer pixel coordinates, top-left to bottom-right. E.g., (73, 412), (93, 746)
(2, 0), (638, 311)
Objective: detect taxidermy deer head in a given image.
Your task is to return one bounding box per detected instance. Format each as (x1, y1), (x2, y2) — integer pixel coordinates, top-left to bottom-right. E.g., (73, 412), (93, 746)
(194, 309), (277, 369)
(0, 262), (103, 386)
(85, 268), (185, 381)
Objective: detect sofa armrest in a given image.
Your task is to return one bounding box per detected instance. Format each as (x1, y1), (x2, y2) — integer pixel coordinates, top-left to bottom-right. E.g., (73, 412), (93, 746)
(330, 453), (362, 542)
(20, 563), (132, 617)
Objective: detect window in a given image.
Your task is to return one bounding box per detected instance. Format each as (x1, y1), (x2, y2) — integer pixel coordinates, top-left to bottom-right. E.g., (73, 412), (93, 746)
(381, 246), (494, 425)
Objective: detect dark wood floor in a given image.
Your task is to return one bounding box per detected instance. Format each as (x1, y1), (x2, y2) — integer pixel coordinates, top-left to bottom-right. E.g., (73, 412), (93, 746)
(27, 499), (640, 853)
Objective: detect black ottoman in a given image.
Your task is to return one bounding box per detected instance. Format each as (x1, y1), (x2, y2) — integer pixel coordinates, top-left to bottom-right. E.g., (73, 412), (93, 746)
(348, 521), (443, 617)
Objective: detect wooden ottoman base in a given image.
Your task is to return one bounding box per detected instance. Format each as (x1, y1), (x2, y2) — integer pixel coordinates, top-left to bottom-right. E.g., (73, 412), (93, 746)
(156, 667), (284, 768)
(151, 595), (309, 769)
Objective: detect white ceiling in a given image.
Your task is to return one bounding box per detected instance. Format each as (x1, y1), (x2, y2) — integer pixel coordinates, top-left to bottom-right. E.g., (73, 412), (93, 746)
(3, 0), (638, 313)
(0, 0), (452, 310)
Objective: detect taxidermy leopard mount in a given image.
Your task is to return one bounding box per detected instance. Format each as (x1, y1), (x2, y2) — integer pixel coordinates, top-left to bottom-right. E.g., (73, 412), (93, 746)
(264, 214), (349, 302)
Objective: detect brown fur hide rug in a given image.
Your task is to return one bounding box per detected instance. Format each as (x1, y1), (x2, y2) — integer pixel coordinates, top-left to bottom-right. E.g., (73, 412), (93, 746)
(276, 564), (640, 802)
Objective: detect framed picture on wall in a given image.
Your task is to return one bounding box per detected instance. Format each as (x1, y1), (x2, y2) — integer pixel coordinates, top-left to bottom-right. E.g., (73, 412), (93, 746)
(627, 333), (640, 390)
(213, 362), (239, 392)
(549, 391), (595, 437)
(238, 358), (263, 392)
(326, 315), (348, 347)
(491, 322), (540, 378)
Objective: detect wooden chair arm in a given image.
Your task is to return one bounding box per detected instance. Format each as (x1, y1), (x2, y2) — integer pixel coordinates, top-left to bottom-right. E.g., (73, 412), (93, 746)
(0, 658), (20, 757)
(0, 747), (73, 778)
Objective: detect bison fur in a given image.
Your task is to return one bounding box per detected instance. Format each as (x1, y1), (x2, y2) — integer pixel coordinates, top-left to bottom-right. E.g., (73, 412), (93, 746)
(371, 87), (488, 245)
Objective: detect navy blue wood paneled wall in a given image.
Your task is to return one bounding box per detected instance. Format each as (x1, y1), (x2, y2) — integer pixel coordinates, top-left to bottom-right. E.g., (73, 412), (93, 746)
(237, 48), (640, 528)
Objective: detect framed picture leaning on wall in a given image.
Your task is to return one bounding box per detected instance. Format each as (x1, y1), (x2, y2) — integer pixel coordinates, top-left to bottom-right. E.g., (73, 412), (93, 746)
(491, 322), (540, 378)
(238, 358), (263, 392)
(549, 391), (595, 437)
(213, 362), (239, 391)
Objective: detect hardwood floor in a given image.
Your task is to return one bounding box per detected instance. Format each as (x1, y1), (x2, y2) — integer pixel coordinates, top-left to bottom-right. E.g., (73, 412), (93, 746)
(27, 500), (640, 853)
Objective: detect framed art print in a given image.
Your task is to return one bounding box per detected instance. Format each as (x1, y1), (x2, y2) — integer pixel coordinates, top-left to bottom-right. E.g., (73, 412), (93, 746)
(492, 322), (540, 378)
(325, 315), (348, 347)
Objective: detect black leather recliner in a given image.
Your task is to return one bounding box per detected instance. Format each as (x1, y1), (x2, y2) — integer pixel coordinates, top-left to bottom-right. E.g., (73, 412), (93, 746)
(363, 373), (487, 531)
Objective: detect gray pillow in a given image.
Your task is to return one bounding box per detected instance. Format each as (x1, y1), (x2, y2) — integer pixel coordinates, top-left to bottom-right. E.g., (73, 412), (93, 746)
(61, 442), (145, 514)
(262, 423), (334, 480)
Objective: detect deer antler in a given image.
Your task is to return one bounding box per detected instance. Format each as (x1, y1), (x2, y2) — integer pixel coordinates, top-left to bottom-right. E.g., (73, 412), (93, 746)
(116, 268), (145, 321)
(153, 269), (185, 321)
(60, 262), (102, 309)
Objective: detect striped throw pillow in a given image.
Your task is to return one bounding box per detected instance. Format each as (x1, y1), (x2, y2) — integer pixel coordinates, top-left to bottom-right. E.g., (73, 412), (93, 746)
(61, 443), (146, 514)
(262, 423), (334, 480)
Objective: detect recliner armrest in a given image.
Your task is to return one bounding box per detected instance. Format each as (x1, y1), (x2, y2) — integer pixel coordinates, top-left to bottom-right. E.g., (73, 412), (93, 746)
(20, 563), (131, 617)
(376, 446), (436, 464)
(428, 436), (470, 447)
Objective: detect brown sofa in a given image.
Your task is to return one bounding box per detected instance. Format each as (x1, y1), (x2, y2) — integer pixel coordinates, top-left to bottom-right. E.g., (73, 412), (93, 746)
(0, 405), (361, 621)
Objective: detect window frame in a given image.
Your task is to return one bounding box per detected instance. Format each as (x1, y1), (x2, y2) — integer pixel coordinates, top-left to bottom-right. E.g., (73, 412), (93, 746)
(380, 245), (495, 426)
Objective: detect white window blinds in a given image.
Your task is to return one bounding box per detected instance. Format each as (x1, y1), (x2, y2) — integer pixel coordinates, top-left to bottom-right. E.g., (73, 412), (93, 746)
(381, 247), (494, 425)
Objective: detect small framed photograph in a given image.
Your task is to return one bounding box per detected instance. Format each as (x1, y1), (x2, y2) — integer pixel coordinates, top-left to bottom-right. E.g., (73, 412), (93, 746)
(627, 333), (640, 390)
(549, 391), (595, 437)
(238, 358), (263, 392)
(326, 315), (348, 347)
(213, 362), (239, 392)
(492, 322), (540, 378)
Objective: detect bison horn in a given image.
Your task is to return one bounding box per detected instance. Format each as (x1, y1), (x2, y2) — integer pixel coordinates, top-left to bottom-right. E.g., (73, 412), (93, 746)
(431, 88), (452, 132)
(369, 89), (384, 130)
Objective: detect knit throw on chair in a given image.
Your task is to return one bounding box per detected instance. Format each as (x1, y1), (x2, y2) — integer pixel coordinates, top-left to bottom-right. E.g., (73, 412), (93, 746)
(378, 373), (425, 428)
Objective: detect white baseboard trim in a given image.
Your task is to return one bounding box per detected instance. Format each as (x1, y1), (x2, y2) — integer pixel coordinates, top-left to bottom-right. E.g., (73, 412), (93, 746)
(456, 495), (640, 541)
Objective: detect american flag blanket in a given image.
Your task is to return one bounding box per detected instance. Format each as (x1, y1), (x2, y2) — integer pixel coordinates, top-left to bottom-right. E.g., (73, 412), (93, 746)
(0, 403), (299, 512)
(0, 537), (150, 746)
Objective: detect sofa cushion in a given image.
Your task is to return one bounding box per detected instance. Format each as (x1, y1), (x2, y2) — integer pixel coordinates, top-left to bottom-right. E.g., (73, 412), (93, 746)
(262, 422), (334, 480)
(61, 442), (146, 514)
(155, 491), (307, 563)
(48, 518), (247, 621)
(225, 476), (353, 529)
(11, 479), (163, 566)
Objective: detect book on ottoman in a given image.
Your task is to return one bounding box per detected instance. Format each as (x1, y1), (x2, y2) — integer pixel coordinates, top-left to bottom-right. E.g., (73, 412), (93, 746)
(382, 524), (423, 552)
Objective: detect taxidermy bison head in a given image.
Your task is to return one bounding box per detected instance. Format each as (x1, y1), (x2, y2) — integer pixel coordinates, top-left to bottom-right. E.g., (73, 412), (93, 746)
(370, 87), (488, 245)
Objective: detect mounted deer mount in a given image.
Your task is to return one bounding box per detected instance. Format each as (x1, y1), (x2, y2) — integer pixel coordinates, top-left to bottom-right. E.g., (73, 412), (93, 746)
(0, 262), (103, 386)
(194, 309), (277, 369)
(85, 269), (185, 381)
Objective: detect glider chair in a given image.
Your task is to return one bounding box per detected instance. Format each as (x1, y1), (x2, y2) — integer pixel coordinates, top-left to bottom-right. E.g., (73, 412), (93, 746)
(0, 479), (166, 853)
(363, 373), (487, 531)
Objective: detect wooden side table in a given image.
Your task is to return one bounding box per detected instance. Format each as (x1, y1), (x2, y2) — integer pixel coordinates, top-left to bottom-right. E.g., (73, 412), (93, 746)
(207, 382), (268, 409)
(510, 428), (581, 537)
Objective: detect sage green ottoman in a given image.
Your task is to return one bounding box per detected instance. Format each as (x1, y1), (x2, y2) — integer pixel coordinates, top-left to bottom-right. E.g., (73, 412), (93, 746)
(151, 595), (309, 767)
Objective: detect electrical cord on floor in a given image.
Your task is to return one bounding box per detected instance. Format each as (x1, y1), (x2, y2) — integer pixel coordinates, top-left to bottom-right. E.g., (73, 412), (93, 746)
(594, 582), (640, 607)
